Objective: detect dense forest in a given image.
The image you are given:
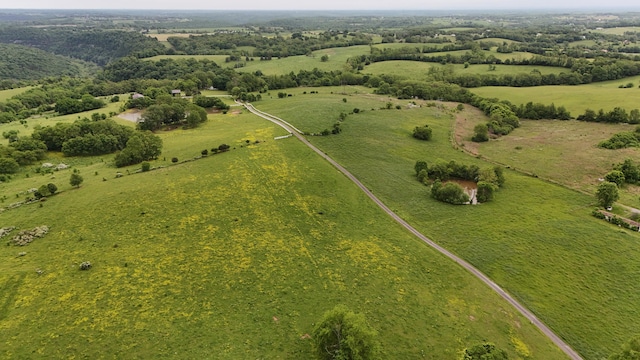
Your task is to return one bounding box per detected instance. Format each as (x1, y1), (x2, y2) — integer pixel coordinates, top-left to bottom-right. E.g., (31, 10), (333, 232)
(0, 27), (165, 65)
(0, 43), (97, 80)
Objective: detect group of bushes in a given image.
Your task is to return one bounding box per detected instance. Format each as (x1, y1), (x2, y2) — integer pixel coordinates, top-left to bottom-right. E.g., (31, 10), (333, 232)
(578, 107), (640, 124)
(33, 118), (134, 156)
(592, 210), (640, 231)
(412, 125), (433, 140)
(604, 159), (640, 186)
(414, 160), (505, 204)
(598, 126), (640, 149)
(0, 137), (47, 173)
(136, 98), (208, 131)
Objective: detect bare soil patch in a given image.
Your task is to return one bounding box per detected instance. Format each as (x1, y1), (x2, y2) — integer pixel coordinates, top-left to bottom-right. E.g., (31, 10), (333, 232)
(117, 110), (142, 123)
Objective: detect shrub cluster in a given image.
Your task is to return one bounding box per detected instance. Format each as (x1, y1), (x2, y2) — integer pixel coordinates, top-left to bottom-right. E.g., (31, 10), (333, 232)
(578, 107), (640, 124)
(412, 125), (433, 140)
(414, 160), (505, 204)
(32, 118), (133, 156)
(0, 137), (47, 171)
(598, 126), (640, 149)
(592, 210), (640, 231)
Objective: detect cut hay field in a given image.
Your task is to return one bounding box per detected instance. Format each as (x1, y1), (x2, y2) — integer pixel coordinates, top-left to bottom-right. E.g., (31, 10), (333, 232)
(0, 109), (566, 359)
(255, 91), (640, 360)
(472, 76), (640, 115)
(364, 61), (566, 81)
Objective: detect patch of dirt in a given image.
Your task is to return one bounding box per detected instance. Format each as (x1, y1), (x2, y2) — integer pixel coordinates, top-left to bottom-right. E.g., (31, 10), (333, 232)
(117, 110), (142, 123)
(231, 110), (242, 115)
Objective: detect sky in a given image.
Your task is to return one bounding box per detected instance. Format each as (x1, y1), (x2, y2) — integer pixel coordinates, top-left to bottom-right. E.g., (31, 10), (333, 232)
(1, 0), (639, 10)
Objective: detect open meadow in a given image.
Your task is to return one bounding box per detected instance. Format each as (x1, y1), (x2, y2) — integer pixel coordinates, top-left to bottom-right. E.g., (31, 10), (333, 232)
(255, 91), (640, 360)
(472, 76), (640, 115)
(454, 114), (640, 205)
(364, 61), (566, 81)
(0, 107), (567, 359)
(0, 87), (34, 102)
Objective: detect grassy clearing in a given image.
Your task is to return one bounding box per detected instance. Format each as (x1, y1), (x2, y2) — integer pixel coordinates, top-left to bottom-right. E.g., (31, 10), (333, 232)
(0, 86), (35, 102)
(476, 38), (521, 44)
(256, 91), (640, 360)
(472, 77), (640, 115)
(454, 113), (640, 206)
(0, 110), (565, 359)
(144, 46), (369, 74)
(0, 101), (125, 147)
(364, 61), (566, 81)
(143, 54), (230, 64)
(593, 27), (640, 35)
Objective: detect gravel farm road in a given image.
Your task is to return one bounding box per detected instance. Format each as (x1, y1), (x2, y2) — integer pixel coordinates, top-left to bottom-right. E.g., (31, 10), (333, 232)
(242, 102), (583, 360)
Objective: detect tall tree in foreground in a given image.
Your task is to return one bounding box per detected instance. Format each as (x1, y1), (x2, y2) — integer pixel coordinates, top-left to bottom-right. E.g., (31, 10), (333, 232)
(312, 305), (380, 360)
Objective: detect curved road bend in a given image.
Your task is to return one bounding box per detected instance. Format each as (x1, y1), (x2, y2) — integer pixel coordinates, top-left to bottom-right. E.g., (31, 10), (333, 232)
(243, 103), (583, 360)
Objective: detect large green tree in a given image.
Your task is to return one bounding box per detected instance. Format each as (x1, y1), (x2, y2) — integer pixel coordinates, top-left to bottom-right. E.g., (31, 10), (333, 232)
(312, 305), (380, 360)
(596, 181), (619, 208)
(114, 131), (162, 168)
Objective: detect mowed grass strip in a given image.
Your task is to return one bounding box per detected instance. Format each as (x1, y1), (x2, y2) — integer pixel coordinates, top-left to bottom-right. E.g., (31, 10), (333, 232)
(256, 91), (640, 360)
(0, 112), (565, 359)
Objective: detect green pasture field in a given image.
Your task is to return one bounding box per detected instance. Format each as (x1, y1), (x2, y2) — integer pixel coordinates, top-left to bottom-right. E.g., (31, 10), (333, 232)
(255, 91), (640, 360)
(0, 109), (566, 359)
(455, 115), (640, 206)
(476, 37), (521, 44)
(235, 46), (371, 75)
(371, 43), (448, 51)
(0, 101), (126, 148)
(144, 54), (230, 64)
(568, 39), (598, 47)
(0, 86), (35, 102)
(471, 76), (640, 115)
(147, 33), (195, 41)
(144, 46), (370, 74)
(364, 61), (567, 81)
(438, 27), (478, 33)
(592, 27), (640, 35)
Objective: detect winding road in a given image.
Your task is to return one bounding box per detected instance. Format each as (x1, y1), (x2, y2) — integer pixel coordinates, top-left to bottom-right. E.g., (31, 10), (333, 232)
(242, 102), (583, 360)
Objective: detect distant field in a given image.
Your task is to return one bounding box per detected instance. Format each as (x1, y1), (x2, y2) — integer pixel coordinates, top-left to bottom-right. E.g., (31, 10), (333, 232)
(476, 37), (521, 44)
(455, 113), (640, 204)
(256, 92), (640, 359)
(371, 42), (448, 50)
(0, 101), (126, 149)
(568, 39), (598, 47)
(472, 76), (640, 115)
(144, 46), (370, 74)
(146, 33), (195, 41)
(0, 86), (34, 102)
(364, 61), (567, 81)
(593, 26), (640, 35)
(144, 54), (230, 64)
(0, 107), (566, 359)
